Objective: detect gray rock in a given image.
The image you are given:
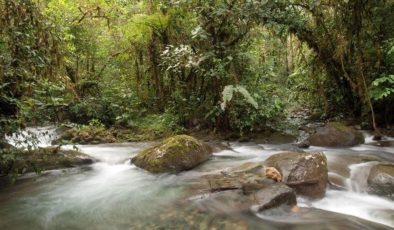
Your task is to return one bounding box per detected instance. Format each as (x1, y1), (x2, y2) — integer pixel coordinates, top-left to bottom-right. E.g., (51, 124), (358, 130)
(307, 122), (364, 147)
(264, 151), (328, 198)
(367, 163), (394, 199)
(250, 183), (297, 212)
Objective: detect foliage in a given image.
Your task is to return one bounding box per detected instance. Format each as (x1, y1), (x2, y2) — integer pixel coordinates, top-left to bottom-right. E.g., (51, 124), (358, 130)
(0, 0), (393, 163)
(220, 85), (258, 111)
(370, 75), (394, 101)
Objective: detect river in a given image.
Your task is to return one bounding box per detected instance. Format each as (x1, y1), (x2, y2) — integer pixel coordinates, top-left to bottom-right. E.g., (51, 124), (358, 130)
(1, 127), (393, 229)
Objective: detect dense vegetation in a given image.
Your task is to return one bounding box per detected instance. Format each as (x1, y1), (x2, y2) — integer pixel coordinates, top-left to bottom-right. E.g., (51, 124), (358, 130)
(1, 0), (394, 172)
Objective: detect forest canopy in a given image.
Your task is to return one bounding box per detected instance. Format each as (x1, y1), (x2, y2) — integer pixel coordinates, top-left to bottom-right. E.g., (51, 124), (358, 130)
(1, 0), (394, 141)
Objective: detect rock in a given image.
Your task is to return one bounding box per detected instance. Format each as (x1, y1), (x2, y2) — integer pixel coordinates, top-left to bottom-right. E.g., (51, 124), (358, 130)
(7, 147), (95, 174)
(372, 135), (383, 141)
(52, 127), (116, 145)
(271, 144), (306, 153)
(190, 181), (296, 214)
(193, 172), (267, 193)
(131, 135), (212, 173)
(367, 163), (394, 199)
(230, 162), (264, 175)
(306, 122), (364, 147)
(187, 161), (297, 214)
(264, 152), (328, 198)
(255, 131), (297, 144)
(368, 140), (394, 147)
(328, 154), (383, 178)
(250, 183), (297, 212)
(328, 172), (347, 190)
(296, 141), (310, 149)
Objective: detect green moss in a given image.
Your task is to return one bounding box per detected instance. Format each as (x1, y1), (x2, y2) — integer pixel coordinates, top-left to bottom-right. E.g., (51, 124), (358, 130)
(1, 147), (93, 175)
(53, 120), (184, 144)
(23, 147), (92, 171)
(132, 135), (211, 173)
(328, 122), (351, 132)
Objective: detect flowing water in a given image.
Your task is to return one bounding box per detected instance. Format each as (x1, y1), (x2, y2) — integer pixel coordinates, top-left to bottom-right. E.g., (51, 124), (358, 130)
(1, 128), (394, 229)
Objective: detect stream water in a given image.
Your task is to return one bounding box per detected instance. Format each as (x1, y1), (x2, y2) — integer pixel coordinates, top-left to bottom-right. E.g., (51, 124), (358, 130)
(1, 127), (393, 229)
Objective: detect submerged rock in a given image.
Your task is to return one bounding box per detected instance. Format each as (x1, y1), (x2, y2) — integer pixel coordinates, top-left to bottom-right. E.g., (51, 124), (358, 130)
(328, 172), (347, 190)
(131, 135), (212, 173)
(367, 163), (394, 199)
(367, 140), (394, 147)
(306, 122), (364, 147)
(264, 151), (328, 198)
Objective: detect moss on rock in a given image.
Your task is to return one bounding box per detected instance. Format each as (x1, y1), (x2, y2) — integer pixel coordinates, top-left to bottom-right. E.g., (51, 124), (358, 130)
(306, 122), (364, 147)
(131, 135), (212, 173)
(53, 126), (116, 145)
(1, 147), (94, 175)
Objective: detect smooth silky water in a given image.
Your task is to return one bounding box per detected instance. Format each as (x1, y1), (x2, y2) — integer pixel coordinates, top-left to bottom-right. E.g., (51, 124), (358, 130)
(1, 128), (393, 229)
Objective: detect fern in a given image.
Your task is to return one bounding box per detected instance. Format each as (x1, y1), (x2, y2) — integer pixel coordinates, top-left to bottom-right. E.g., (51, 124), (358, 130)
(220, 85), (234, 110)
(221, 85), (258, 110)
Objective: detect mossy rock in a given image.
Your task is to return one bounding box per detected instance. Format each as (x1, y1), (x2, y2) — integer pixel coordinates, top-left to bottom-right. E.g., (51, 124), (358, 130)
(23, 147), (94, 172)
(131, 135), (212, 173)
(1, 147), (95, 175)
(52, 127), (116, 145)
(306, 122), (364, 147)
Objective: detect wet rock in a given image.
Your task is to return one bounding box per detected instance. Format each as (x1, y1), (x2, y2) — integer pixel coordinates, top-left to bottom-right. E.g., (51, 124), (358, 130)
(367, 163), (394, 199)
(206, 141), (233, 153)
(296, 141), (310, 149)
(368, 140), (394, 147)
(8, 147), (95, 174)
(193, 172), (266, 193)
(254, 131), (297, 144)
(372, 135), (383, 141)
(328, 172), (347, 190)
(230, 162), (264, 175)
(188, 163), (296, 214)
(250, 183), (297, 212)
(272, 144), (306, 153)
(264, 152), (328, 198)
(328, 154), (383, 178)
(191, 181), (296, 214)
(306, 122), (364, 147)
(131, 135), (212, 173)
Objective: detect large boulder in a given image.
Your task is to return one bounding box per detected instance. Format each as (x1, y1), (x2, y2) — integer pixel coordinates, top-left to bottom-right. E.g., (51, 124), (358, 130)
(306, 122), (364, 147)
(264, 152), (328, 198)
(367, 163), (394, 199)
(131, 135), (212, 173)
